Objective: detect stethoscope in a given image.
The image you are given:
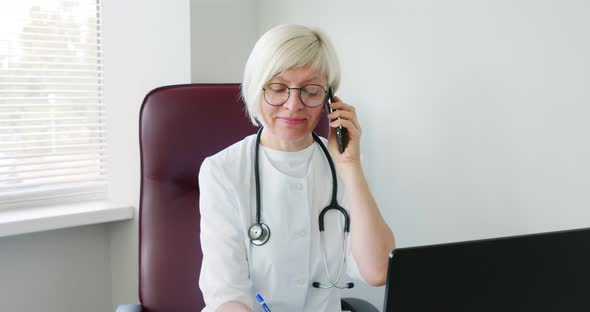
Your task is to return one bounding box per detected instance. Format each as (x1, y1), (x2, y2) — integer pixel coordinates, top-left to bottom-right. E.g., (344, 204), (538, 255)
(248, 127), (354, 289)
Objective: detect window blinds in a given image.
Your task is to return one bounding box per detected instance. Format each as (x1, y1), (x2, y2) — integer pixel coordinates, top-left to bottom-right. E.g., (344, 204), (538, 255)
(0, 0), (106, 206)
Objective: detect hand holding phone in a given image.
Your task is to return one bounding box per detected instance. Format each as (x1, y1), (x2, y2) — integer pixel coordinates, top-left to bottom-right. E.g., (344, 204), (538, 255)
(327, 86), (349, 154)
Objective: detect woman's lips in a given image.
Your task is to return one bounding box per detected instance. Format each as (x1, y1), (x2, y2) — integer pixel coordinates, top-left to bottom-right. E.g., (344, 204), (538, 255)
(277, 117), (305, 126)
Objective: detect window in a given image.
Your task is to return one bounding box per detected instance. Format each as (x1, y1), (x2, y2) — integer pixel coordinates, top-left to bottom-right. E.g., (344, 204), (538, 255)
(0, 0), (106, 209)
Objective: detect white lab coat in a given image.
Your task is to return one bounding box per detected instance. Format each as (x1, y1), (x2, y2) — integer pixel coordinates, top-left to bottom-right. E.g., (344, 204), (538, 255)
(198, 134), (365, 312)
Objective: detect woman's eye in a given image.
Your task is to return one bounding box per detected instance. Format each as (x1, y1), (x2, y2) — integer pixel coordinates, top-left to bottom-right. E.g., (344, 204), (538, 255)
(270, 86), (287, 93)
(302, 88), (322, 96)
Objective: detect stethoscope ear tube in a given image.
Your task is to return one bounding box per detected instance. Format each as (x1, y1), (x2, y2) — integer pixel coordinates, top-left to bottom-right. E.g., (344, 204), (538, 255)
(254, 127), (263, 225)
(311, 132), (339, 207)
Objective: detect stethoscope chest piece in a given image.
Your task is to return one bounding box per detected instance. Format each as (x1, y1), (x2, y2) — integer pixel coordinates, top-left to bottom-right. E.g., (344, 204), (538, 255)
(249, 222), (270, 246)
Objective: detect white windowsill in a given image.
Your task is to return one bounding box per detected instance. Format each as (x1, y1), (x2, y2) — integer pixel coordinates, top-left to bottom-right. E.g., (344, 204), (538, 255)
(0, 201), (135, 238)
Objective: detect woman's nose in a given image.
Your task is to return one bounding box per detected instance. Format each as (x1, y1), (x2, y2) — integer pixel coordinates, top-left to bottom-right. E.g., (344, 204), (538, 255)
(283, 89), (305, 110)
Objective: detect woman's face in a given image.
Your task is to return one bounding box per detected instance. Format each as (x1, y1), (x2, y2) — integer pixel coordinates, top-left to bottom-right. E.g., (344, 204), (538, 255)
(259, 66), (327, 151)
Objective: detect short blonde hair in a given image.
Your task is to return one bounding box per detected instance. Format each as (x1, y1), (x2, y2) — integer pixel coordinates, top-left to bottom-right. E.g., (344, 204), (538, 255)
(241, 24), (341, 126)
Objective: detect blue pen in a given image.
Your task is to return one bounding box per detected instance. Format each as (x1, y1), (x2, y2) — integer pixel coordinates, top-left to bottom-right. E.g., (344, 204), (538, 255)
(255, 292), (272, 312)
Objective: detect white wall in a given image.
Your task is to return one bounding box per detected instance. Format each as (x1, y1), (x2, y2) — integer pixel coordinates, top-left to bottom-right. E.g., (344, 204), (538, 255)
(0, 224), (112, 312)
(257, 0), (590, 308)
(191, 0), (259, 82)
(103, 0), (191, 309)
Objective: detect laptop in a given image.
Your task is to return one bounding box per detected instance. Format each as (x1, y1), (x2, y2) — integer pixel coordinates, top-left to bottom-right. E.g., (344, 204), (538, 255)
(383, 227), (590, 312)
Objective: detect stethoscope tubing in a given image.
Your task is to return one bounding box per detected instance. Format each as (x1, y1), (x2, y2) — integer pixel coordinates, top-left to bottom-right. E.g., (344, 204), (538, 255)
(250, 127), (353, 289)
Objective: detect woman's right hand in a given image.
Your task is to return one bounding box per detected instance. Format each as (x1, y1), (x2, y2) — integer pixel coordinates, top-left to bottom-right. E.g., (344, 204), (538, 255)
(216, 301), (253, 312)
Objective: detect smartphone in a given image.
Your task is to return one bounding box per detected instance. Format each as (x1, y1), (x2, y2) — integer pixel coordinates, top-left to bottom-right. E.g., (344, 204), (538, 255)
(327, 86), (349, 153)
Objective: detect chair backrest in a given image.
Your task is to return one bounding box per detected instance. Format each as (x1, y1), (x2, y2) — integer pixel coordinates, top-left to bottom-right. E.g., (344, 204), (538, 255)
(138, 83), (328, 311)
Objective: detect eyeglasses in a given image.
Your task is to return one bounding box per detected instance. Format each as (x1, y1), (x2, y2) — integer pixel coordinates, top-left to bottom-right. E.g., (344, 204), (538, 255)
(262, 83), (327, 108)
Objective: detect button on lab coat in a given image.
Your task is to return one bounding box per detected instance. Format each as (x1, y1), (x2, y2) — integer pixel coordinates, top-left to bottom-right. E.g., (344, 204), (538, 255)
(199, 135), (365, 312)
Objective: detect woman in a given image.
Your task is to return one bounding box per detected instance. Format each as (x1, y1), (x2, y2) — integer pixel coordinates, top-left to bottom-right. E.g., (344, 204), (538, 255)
(199, 24), (395, 312)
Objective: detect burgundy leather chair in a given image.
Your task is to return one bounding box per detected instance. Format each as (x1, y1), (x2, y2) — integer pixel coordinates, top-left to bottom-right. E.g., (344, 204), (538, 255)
(116, 84), (377, 312)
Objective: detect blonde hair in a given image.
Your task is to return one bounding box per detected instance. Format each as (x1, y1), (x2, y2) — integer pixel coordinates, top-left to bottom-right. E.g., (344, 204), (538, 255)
(241, 24), (341, 126)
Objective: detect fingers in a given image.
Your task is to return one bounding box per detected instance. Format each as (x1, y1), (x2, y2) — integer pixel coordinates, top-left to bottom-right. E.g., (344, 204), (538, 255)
(326, 97), (362, 160)
(328, 97), (361, 132)
(328, 110), (360, 130)
(329, 118), (360, 136)
(329, 97), (356, 116)
(330, 96), (353, 111)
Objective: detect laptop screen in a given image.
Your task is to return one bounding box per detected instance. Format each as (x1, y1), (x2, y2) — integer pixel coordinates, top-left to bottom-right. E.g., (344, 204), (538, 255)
(383, 227), (590, 312)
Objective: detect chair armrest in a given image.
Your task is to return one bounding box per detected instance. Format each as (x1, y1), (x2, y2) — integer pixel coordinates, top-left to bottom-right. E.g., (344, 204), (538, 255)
(116, 304), (143, 312)
(341, 297), (379, 312)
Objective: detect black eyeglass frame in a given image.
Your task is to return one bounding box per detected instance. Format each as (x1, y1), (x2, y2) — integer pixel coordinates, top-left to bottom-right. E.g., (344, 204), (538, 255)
(262, 83), (328, 108)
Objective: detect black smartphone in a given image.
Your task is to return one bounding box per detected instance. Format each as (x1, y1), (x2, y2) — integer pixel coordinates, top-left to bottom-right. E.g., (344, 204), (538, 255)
(327, 86), (349, 153)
